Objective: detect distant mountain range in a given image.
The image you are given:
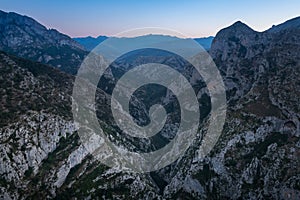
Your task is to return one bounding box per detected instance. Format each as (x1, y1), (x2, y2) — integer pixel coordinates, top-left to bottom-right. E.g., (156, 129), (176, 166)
(74, 35), (214, 51)
(0, 9), (214, 75)
(73, 35), (108, 51)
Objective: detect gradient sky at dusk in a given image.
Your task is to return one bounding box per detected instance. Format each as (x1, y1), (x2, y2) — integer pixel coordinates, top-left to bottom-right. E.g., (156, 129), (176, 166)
(1, 0), (300, 38)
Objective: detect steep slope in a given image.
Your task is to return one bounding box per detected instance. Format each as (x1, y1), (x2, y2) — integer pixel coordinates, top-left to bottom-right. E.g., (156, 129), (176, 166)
(0, 51), (77, 198)
(0, 10), (88, 74)
(0, 51), (161, 199)
(186, 18), (300, 199)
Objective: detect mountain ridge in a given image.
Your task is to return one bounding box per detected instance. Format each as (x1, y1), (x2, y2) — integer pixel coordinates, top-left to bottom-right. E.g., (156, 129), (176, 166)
(0, 10), (88, 74)
(74, 35), (214, 51)
(267, 16), (300, 33)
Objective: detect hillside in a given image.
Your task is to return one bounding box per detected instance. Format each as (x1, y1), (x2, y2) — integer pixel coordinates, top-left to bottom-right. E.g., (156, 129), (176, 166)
(0, 10), (88, 74)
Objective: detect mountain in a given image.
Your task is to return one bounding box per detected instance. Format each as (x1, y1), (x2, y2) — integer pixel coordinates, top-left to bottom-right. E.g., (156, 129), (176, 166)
(73, 35), (108, 51)
(74, 35), (214, 51)
(0, 10), (88, 74)
(206, 18), (300, 198)
(0, 50), (170, 199)
(0, 51), (119, 199)
(0, 13), (300, 199)
(0, 51), (76, 198)
(267, 16), (300, 33)
(193, 36), (214, 50)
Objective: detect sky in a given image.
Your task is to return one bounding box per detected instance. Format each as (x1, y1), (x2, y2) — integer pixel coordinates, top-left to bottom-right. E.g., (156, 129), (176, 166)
(1, 0), (300, 38)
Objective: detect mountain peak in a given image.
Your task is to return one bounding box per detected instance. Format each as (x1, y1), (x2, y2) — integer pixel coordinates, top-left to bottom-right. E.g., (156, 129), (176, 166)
(212, 20), (256, 45)
(229, 20), (255, 32)
(210, 20), (257, 60)
(212, 20), (256, 42)
(232, 20), (246, 26)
